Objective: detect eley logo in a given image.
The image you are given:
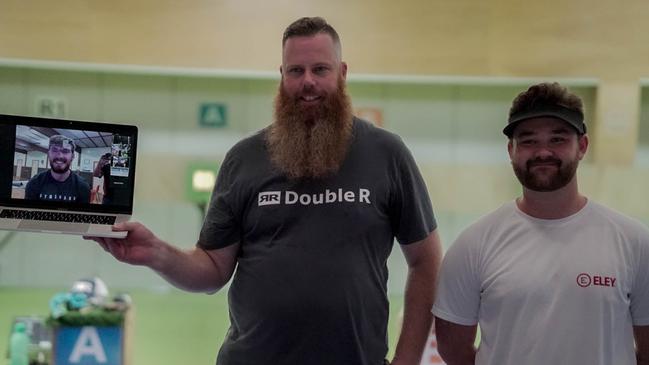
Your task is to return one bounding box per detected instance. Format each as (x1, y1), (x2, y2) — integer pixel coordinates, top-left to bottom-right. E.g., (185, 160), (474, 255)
(576, 273), (617, 288)
(258, 191), (282, 206)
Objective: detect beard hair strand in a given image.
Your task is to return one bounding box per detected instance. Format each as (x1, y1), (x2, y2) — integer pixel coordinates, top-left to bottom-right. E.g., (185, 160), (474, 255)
(267, 78), (353, 180)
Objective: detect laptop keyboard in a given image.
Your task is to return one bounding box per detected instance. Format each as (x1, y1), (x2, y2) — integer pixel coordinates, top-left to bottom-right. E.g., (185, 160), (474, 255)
(0, 209), (116, 225)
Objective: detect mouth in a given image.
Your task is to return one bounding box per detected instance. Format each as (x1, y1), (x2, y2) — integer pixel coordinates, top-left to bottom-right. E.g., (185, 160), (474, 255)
(528, 159), (560, 169)
(299, 95), (322, 104)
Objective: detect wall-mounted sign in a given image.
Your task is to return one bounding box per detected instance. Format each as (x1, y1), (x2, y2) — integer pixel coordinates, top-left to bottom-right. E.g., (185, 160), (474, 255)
(34, 96), (68, 118)
(199, 103), (227, 128)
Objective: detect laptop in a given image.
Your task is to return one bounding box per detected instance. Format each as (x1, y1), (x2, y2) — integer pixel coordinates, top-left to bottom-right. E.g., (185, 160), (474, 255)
(0, 114), (138, 238)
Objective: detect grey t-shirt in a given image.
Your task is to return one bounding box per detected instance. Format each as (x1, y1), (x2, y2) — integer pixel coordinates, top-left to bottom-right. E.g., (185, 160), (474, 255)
(198, 118), (436, 365)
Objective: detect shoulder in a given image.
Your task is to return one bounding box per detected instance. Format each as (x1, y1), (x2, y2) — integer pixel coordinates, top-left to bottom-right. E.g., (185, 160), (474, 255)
(222, 129), (267, 165)
(353, 117), (406, 149)
(215, 129), (269, 181)
(350, 117), (415, 169)
(587, 200), (649, 239)
(72, 173), (90, 188)
(26, 171), (49, 186)
(453, 202), (518, 248)
(229, 129), (267, 154)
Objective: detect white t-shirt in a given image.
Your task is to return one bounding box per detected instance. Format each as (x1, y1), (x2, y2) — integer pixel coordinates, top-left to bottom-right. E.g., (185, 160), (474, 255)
(433, 200), (649, 365)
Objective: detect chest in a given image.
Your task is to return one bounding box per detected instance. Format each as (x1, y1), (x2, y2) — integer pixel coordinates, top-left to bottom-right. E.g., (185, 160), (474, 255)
(479, 227), (635, 312)
(37, 177), (80, 201)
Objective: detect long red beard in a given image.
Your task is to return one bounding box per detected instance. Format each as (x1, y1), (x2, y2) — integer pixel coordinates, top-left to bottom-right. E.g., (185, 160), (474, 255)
(267, 78), (353, 179)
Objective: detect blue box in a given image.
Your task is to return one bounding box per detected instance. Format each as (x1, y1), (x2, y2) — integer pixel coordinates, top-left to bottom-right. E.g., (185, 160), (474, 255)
(54, 326), (123, 365)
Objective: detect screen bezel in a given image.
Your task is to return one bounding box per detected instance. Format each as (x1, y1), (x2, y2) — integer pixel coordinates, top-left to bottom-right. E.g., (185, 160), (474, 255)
(0, 114), (138, 214)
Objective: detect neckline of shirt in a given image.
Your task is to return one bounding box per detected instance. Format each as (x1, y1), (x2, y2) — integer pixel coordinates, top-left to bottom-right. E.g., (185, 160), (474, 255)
(511, 198), (591, 227)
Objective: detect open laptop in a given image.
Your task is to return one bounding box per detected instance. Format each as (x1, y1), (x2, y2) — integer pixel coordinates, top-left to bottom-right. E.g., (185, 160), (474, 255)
(0, 114), (138, 238)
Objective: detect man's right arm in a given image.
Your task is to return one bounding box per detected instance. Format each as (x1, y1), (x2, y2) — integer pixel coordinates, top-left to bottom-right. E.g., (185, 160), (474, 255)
(93, 156), (109, 177)
(153, 242), (239, 293)
(435, 317), (477, 365)
(87, 222), (238, 293)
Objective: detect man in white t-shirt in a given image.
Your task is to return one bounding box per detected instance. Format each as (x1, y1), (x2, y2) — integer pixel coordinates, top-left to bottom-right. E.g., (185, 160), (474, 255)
(432, 82), (649, 365)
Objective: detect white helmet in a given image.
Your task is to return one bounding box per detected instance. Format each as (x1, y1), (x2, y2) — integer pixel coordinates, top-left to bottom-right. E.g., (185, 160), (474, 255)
(70, 277), (109, 306)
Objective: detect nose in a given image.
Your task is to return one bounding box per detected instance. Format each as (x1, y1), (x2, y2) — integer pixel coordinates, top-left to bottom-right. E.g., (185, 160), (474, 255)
(533, 145), (554, 159)
(302, 71), (315, 88)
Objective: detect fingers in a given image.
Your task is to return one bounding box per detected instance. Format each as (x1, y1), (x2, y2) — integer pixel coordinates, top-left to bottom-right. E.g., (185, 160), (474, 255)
(113, 221), (141, 232)
(98, 240), (111, 253)
(84, 235), (120, 256)
(100, 238), (126, 260)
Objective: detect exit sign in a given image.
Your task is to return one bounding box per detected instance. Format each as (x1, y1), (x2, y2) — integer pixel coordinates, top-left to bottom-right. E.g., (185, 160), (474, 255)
(199, 103), (227, 128)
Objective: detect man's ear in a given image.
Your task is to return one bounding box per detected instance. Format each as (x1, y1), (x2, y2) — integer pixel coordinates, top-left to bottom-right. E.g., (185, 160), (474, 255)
(577, 134), (589, 160)
(507, 139), (514, 160)
(340, 62), (347, 80)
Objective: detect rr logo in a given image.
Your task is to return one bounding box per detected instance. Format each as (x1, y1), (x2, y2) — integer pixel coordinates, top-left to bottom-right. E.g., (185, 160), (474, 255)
(258, 191), (281, 206)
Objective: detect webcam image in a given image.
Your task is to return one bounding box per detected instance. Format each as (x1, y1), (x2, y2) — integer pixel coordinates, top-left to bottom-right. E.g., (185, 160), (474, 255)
(12, 126), (133, 205)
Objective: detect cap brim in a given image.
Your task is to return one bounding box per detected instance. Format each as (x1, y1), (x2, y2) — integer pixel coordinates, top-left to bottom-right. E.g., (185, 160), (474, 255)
(503, 108), (585, 137)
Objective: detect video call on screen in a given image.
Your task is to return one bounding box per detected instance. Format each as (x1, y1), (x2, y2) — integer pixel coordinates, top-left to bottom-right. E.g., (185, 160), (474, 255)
(10, 125), (134, 206)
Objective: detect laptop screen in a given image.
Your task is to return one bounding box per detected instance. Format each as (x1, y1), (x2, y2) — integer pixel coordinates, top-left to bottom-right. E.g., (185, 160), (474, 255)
(0, 114), (138, 214)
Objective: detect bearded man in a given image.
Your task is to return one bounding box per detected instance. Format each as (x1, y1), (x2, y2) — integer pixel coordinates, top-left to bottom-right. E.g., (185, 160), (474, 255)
(88, 17), (442, 365)
(433, 82), (649, 365)
(25, 134), (90, 203)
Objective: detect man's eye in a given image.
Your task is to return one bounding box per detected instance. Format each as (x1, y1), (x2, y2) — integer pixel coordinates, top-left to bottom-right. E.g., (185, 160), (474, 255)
(51, 148), (71, 154)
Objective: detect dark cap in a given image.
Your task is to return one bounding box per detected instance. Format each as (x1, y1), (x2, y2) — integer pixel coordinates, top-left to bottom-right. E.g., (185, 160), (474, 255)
(503, 104), (586, 138)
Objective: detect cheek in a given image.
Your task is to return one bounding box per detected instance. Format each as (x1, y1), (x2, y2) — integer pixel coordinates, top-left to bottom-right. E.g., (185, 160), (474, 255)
(281, 80), (300, 95)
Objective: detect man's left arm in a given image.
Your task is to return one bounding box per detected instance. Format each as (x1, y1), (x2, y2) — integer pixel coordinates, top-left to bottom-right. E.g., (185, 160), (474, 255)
(635, 325), (649, 365)
(391, 229), (443, 365)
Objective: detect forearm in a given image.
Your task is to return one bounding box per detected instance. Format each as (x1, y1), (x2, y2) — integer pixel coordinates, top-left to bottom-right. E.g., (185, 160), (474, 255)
(635, 325), (649, 365)
(151, 244), (230, 293)
(442, 347), (476, 365)
(638, 354), (649, 365)
(435, 318), (477, 365)
(392, 264), (437, 364)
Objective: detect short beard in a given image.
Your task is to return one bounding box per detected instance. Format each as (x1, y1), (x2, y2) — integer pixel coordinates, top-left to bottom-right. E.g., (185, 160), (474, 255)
(50, 160), (71, 174)
(513, 157), (578, 192)
(267, 77), (353, 180)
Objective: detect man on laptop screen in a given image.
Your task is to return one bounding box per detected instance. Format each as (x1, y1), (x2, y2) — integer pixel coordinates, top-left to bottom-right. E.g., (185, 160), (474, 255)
(25, 135), (91, 203)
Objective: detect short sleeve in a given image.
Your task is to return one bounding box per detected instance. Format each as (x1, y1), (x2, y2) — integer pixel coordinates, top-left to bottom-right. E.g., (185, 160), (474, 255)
(432, 230), (482, 326)
(631, 227), (649, 325)
(197, 152), (241, 250)
(25, 179), (37, 200)
(390, 140), (436, 245)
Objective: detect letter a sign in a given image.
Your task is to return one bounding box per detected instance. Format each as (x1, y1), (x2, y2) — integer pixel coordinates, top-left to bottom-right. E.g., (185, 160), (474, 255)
(55, 326), (123, 365)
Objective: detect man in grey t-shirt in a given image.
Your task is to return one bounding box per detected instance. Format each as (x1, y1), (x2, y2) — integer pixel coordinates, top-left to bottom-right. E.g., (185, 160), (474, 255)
(89, 17), (442, 365)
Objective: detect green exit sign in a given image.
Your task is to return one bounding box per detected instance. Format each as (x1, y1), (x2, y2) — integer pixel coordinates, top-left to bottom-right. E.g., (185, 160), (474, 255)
(199, 103), (227, 127)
